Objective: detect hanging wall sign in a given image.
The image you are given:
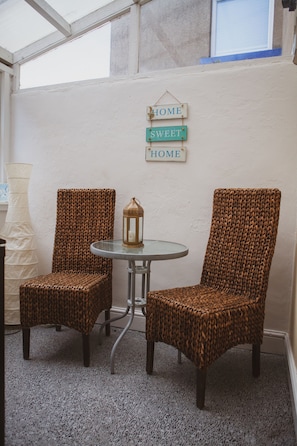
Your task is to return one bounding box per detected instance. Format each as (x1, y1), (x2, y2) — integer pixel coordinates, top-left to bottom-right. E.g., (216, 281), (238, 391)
(145, 90), (188, 163)
(146, 126), (187, 142)
(147, 103), (188, 120)
(145, 146), (187, 162)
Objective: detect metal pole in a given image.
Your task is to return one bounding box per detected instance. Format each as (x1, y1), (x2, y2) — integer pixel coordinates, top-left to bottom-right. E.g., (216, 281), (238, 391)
(0, 238), (5, 445)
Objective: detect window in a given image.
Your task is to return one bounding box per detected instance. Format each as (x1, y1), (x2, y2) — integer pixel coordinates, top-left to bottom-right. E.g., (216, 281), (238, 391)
(20, 23), (111, 89)
(211, 0), (276, 57)
(138, 0), (209, 73)
(137, 0), (281, 71)
(0, 67), (12, 184)
(17, 0), (283, 87)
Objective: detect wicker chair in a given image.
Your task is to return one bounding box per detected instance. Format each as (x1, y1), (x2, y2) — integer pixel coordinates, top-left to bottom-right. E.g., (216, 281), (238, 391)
(146, 189), (281, 408)
(20, 189), (116, 367)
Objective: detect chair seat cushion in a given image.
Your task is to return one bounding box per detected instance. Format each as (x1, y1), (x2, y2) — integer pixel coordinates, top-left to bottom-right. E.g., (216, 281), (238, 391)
(149, 284), (256, 312)
(20, 271), (111, 333)
(22, 271), (108, 290)
(146, 284), (264, 369)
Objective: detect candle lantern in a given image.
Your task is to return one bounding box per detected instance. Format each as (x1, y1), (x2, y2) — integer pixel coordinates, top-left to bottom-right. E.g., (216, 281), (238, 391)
(123, 197), (144, 248)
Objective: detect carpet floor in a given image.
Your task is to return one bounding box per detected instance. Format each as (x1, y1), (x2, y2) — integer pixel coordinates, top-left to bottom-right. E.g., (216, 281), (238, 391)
(4, 324), (297, 446)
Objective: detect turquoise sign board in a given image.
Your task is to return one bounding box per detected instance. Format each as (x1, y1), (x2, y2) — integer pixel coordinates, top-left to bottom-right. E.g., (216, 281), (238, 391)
(146, 125), (187, 142)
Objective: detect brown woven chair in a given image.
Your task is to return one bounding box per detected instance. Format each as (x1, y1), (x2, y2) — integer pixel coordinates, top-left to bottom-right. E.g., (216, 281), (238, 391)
(20, 189), (116, 367)
(146, 189), (281, 408)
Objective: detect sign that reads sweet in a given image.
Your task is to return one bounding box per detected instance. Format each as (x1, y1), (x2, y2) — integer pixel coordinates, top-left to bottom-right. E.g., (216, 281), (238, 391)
(146, 126), (187, 142)
(147, 103), (188, 120)
(145, 147), (187, 162)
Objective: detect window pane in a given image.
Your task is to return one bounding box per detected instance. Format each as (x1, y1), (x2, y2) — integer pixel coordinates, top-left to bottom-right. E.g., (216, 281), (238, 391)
(0, 0), (116, 53)
(110, 12), (129, 76)
(214, 0), (272, 56)
(20, 23), (111, 89)
(139, 0), (210, 73)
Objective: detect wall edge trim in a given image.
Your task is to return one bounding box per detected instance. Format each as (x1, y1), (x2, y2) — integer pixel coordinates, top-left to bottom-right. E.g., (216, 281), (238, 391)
(284, 332), (297, 435)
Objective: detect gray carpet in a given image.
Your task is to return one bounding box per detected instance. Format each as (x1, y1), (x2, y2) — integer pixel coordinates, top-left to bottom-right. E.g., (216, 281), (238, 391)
(4, 324), (296, 446)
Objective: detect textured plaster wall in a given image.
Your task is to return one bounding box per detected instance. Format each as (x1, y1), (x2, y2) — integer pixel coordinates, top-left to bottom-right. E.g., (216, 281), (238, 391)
(10, 58), (297, 339)
(0, 210), (6, 228)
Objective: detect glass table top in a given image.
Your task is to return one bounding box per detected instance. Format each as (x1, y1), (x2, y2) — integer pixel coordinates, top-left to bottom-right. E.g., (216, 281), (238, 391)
(90, 239), (189, 261)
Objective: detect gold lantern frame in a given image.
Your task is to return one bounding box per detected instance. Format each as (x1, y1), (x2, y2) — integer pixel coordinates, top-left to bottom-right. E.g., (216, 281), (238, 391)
(122, 198), (144, 248)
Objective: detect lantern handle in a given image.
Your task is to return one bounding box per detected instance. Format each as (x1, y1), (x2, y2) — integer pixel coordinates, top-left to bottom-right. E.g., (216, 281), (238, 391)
(133, 197), (142, 205)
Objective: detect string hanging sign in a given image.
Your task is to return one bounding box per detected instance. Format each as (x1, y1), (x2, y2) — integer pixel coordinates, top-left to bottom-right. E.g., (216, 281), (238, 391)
(145, 90), (188, 162)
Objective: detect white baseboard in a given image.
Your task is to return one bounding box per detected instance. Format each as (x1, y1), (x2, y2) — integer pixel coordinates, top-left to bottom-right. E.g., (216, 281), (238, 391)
(97, 305), (146, 332)
(262, 328), (286, 354)
(98, 307), (286, 353)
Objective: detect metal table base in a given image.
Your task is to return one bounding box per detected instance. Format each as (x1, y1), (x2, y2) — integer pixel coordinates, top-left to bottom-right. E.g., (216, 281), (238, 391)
(99, 260), (151, 374)
(90, 239), (188, 374)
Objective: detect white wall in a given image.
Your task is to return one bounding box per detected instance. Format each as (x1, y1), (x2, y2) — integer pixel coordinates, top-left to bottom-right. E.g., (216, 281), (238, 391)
(9, 57), (297, 335)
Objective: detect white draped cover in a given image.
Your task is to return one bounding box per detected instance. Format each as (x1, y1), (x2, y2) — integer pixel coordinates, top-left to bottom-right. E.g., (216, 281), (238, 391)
(0, 163), (38, 325)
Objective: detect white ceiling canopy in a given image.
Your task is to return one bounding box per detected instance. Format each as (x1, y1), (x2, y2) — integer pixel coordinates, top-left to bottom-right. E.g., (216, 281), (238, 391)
(0, 0), (141, 66)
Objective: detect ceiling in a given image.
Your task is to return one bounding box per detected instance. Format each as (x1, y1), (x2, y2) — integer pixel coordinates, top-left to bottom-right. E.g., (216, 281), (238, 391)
(0, 0), (139, 66)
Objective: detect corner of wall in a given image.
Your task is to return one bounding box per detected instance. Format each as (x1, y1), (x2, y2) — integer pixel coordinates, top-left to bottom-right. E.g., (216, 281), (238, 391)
(285, 333), (297, 437)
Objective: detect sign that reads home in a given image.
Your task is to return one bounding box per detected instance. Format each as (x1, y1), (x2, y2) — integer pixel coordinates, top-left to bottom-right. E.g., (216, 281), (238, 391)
(146, 126), (187, 142)
(147, 103), (188, 120)
(145, 147), (187, 162)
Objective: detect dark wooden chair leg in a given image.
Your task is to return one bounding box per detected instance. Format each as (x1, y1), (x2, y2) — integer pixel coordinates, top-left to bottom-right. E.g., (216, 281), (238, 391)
(178, 350), (182, 364)
(146, 341), (155, 374)
(22, 328), (30, 360)
(252, 343), (260, 377)
(105, 309), (110, 337)
(196, 368), (207, 409)
(82, 334), (90, 367)
(55, 325), (61, 332)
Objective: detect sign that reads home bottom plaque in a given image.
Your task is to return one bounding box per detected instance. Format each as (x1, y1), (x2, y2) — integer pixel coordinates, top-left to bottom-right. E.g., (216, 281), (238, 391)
(145, 146), (187, 162)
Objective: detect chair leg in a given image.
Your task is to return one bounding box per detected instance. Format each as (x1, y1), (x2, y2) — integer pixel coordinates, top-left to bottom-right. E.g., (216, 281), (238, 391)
(104, 309), (111, 337)
(178, 350), (182, 364)
(252, 343), (260, 377)
(22, 328), (30, 360)
(55, 325), (61, 332)
(196, 368), (207, 409)
(146, 341), (155, 374)
(82, 334), (90, 367)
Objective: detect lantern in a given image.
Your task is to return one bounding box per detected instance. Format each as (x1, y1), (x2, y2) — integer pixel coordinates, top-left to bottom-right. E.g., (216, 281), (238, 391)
(122, 197), (144, 248)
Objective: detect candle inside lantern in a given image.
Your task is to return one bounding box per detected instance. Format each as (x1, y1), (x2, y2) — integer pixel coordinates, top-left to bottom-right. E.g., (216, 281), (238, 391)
(128, 231), (135, 242)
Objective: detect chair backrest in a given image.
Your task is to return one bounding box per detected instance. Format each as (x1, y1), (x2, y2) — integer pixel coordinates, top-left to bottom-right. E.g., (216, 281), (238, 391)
(52, 189), (116, 275)
(200, 189), (281, 299)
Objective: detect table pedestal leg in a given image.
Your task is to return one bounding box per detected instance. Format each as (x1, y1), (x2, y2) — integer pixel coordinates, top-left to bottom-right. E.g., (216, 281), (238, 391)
(100, 259), (151, 373)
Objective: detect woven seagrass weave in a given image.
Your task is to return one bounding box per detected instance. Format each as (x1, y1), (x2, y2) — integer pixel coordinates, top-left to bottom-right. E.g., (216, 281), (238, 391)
(146, 189), (281, 408)
(20, 189), (116, 366)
